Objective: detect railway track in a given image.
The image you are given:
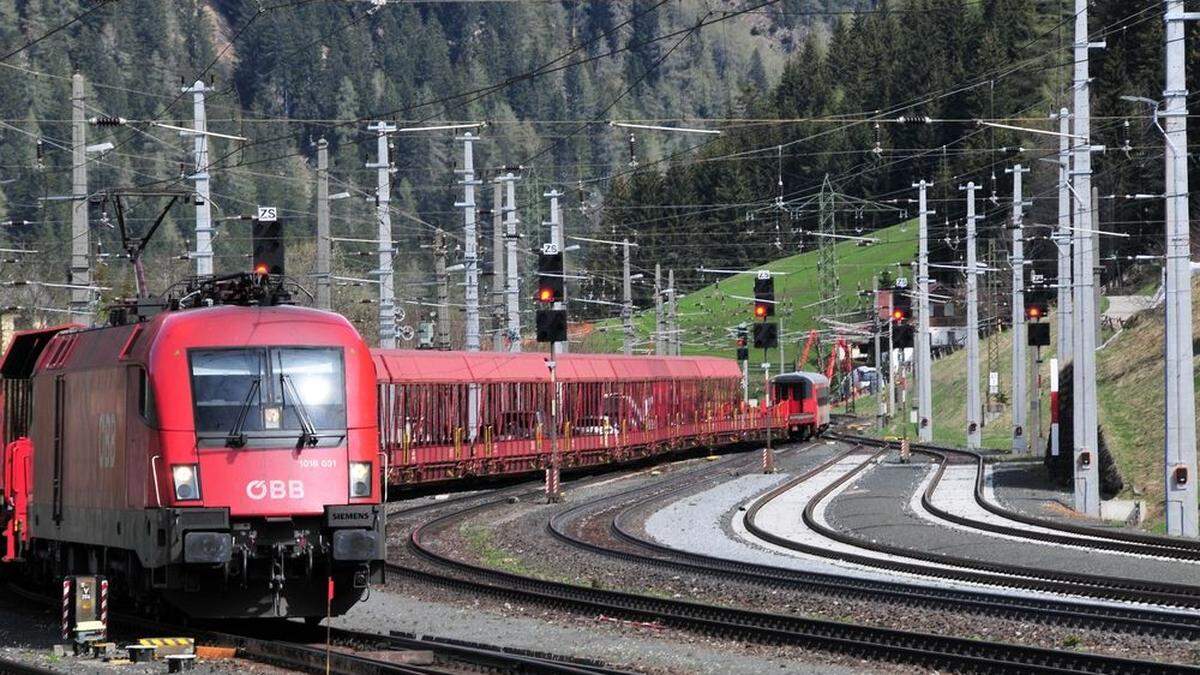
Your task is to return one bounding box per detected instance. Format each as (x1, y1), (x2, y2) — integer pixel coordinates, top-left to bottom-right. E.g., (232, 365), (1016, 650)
(542, 442), (1200, 640)
(838, 432), (1200, 559)
(395, 443), (1200, 673)
(4, 582), (623, 675)
(747, 438), (1200, 610)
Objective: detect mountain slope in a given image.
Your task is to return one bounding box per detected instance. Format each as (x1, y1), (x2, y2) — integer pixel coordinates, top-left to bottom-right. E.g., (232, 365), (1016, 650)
(579, 220), (918, 368)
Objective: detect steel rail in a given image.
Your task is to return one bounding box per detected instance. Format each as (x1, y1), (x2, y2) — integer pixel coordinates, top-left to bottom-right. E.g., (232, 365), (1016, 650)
(915, 448), (1200, 560)
(752, 438), (1200, 609)
(839, 432), (1200, 556)
(541, 443), (1200, 639)
(399, 462), (1200, 674)
(5, 581), (613, 675)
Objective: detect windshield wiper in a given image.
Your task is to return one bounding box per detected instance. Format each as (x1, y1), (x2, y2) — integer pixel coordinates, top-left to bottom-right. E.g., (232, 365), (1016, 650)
(225, 377), (261, 448)
(281, 374), (319, 447)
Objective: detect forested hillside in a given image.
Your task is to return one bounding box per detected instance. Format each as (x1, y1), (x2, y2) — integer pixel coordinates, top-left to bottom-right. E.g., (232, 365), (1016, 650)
(0, 0), (1180, 344)
(0, 0), (868, 335)
(593, 0), (1190, 322)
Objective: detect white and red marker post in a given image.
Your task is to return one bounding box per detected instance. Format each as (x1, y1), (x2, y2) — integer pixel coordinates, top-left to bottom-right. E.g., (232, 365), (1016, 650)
(60, 578), (72, 641)
(98, 578), (108, 640)
(1049, 358), (1060, 457)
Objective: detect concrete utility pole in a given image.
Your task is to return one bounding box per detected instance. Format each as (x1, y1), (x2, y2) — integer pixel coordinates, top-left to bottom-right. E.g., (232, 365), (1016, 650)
(367, 121), (397, 349)
(499, 172), (523, 348)
(315, 138), (332, 311)
(915, 179), (934, 441)
(874, 277), (885, 429)
(433, 228), (451, 351)
(500, 173), (522, 351)
(962, 182), (982, 450)
(1008, 164), (1030, 454)
(491, 179), (505, 351)
(1071, 0), (1101, 518)
(654, 264), (665, 355)
(184, 80), (213, 277)
(887, 292), (896, 417)
(622, 238), (634, 355)
(1053, 109), (1072, 459)
(69, 73), (91, 322)
(1163, 0), (1198, 537)
(910, 260), (921, 430)
(458, 133), (481, 353)
(545, 189), (567, 354)
(668, 268), (679, 356)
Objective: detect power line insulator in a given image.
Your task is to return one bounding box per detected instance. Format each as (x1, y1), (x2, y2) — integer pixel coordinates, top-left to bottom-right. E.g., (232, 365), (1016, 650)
(88, 116), (127, 127)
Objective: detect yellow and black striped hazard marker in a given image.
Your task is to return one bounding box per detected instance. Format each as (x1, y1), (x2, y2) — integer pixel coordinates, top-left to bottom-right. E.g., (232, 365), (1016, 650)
(138, 637), (194, 656)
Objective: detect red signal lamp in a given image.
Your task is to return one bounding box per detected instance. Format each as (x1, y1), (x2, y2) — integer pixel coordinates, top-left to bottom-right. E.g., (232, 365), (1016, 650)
(253, 262), (270, 276)
(754, 303), (768, 319)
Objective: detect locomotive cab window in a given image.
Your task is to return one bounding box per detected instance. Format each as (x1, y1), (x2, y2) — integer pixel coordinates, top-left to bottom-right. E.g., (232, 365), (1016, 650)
(137, 366), (157, 425)
(190, 347), (347, 447)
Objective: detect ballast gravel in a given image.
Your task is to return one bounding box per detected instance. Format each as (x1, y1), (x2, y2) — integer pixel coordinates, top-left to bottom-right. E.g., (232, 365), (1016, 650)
(388, 440), (1200, 669)
(0, 600), (272, 674)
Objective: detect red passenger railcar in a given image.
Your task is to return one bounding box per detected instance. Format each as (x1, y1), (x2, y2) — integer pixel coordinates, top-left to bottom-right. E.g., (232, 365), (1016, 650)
(376, 350), (781, 486)
(771, 371), (831, 440)
(0, 280), (384, 619)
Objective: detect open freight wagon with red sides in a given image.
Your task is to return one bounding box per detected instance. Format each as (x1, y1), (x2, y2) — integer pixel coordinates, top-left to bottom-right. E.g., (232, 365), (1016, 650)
(374, 350), (787, 486)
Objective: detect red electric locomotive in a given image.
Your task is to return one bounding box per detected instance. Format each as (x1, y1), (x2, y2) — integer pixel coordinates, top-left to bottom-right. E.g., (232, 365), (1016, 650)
(771, 371), (831, 440)
(0, 275), (384, 619)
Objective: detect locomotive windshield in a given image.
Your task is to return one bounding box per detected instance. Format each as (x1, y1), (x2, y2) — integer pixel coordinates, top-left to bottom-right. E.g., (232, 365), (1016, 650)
(190, 347), (347, 446)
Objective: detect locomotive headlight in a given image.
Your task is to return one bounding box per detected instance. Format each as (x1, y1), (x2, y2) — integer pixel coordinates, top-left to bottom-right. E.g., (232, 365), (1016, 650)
(172, 464), (201, 501)
(349, 462), (372, 498)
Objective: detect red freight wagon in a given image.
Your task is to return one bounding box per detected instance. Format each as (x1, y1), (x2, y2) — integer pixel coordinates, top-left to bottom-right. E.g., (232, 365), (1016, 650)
(375, 350), (782, 486)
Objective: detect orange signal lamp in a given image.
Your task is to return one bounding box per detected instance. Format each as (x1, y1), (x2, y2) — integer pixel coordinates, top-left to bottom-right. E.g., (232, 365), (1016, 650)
(1027, 307), (1042, 319)
(891, 309), (904, 321)
(538, 287), (554, 303)
(253, 262), (270, 276)
(754, 304), (768, 319)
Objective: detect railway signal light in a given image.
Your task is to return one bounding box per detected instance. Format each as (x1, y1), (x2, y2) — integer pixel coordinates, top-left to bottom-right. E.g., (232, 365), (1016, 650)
(1028, 322), (1050, 347)
(736, 325), (749, 361)
(1175, 465), (1190, 486)
(1025, 287), (1050, 321)
(536, 308), (567, 343)
(536, 251), (564, 304)
(252, 215), (284, 276)
(891, 286), (911, 322)
(753, 275), (775, 318)
(752, 322), (778, 349)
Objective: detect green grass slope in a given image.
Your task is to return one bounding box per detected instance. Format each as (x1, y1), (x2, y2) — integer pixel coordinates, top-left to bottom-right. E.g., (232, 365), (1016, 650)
(883, 319), (1055, 451)
(1093, 278), (1200, 530)
(579, 221), (918, 371)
